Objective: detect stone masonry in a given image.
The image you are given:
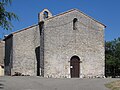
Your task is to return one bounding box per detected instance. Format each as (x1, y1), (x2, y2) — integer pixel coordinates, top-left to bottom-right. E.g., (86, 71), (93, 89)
(0, 41), (4, 66)
(42, 9), (105, 78)
(4, 9), (105, 78)
(0, 40), (4, 76)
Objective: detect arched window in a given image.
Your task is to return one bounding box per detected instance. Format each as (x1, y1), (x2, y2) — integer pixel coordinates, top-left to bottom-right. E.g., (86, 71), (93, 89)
(43, 11), (48, 19)
(73, 18), (78, 30)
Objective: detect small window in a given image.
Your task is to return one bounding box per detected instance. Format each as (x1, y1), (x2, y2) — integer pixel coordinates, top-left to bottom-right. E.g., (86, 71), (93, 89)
(43, 11), (48, 19)
(73, 18), (78, 30)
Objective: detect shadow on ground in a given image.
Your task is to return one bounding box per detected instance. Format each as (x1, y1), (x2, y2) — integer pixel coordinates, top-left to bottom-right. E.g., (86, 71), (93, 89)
(0, 80), (5, 89)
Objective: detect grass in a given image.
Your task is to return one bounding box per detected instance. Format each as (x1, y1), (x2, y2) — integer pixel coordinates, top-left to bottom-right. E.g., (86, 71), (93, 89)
(105, 80), (120, 90)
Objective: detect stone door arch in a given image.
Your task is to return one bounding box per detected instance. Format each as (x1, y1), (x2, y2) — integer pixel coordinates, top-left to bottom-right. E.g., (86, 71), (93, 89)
(70, 56), (80, 78)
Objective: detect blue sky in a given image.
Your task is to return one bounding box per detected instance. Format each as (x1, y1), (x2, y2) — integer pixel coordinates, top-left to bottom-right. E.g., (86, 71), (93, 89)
(0, 0), (120, 41)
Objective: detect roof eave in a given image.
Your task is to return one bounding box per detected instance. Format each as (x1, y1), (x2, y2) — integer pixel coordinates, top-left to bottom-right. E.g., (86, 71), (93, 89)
(45, 8), (106, 28)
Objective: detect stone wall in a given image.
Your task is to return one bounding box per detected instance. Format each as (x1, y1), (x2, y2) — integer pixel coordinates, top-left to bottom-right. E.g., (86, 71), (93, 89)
(43, 9), (105, 78)
(11, 25), (40, 76)
(4, 9), (105, 78)
(4, 36), (12, 75)
(0, 41), (5, 66)
(0, 41), (5, 76)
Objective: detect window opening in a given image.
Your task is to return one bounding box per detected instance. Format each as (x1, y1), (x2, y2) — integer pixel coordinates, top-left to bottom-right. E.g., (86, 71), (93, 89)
(73, 18), (78, 30)
(43, 11), (48, 19)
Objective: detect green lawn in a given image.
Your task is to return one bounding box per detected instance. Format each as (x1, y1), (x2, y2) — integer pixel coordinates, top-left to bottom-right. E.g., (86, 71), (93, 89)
(105, 80), (120, 90)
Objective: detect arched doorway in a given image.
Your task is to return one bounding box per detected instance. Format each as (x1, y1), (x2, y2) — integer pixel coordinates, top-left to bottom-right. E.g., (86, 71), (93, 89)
(70, 56), (80, 78)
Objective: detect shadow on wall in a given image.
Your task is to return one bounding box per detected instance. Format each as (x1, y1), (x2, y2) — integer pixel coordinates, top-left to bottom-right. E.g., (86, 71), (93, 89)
(35, 46), (40, 76)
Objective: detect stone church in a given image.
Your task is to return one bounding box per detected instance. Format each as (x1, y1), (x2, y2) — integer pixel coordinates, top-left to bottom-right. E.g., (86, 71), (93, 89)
(4, 9), (106, 78)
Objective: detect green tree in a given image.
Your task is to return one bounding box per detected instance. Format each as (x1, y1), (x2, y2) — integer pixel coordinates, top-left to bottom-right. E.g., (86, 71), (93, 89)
(105, 37), (120, 77)
(0, 0), (18, 30)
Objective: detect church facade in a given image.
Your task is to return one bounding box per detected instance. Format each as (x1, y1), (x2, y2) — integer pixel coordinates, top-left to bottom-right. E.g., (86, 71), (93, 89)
(4, 9), (105, 78)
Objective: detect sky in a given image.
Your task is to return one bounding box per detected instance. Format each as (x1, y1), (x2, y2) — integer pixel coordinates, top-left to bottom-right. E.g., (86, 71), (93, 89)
(0, 0), (120, 41)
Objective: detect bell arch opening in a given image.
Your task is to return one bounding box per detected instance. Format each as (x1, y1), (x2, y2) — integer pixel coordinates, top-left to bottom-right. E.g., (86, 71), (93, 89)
(43, 11), (49, 19)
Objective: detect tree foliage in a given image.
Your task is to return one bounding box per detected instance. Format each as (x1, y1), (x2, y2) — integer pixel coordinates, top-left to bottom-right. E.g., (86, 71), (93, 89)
(105, 37), (120, 77)
(0, 0), (18, 30)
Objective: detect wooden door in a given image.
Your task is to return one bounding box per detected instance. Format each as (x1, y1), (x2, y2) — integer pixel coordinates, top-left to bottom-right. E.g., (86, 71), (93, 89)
(70, 56), (80, 78)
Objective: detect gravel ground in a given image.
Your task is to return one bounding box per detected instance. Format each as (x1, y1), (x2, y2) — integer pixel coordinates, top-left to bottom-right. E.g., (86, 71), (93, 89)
(0, 76), (119, 90)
